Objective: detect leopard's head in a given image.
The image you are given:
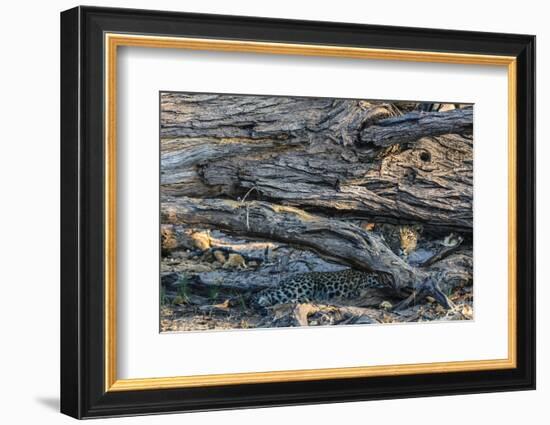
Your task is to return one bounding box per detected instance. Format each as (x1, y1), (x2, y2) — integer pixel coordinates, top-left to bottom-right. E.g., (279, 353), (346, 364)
(399, 225), (422, 256)
(249, 290), (275, 309)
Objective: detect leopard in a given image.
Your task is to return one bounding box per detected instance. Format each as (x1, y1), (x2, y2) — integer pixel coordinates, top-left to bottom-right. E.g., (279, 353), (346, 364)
(375, 223), (423, 257)
(399, 225), (421, 256)
(250, 269), (391, 308)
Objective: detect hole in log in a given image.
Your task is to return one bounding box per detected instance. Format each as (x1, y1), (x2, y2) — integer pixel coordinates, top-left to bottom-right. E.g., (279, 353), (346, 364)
(419, 151), (431, 162)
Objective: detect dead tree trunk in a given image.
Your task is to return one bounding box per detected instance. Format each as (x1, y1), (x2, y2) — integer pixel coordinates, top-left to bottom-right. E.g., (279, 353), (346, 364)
(161, 93), (473, 231)
(162, 196), (419, 289)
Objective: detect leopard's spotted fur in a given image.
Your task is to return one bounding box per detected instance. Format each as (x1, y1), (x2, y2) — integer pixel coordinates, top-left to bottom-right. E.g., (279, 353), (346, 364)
(251, 269), (390, 308)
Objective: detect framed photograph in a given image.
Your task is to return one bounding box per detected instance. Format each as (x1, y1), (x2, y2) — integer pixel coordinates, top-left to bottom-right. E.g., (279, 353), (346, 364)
(60, 6), (535, 419)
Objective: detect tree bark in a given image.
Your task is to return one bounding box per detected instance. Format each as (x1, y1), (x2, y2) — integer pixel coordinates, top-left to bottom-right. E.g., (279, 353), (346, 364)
(161, 94), (472, 230)
(359, 108), (473, 147)
(198, 133), (472, 230)
(161, 92), (396, 142)
(162, 196), (419, 290)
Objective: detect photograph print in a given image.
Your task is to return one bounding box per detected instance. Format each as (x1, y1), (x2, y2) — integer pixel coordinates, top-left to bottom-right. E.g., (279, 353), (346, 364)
(159, 92), (474, 332)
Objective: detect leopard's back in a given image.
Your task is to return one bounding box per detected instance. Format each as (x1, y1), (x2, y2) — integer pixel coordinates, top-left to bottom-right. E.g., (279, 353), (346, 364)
(251, 269), (385, 308)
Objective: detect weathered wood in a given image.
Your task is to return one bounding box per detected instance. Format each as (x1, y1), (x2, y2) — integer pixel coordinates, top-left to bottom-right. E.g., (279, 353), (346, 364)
(359, 108), (473, 147)
(420, 236), (464, 267)
(198, 134), (472, 230)
(162, 196), (426, 291)
(162, 270), (271, 294)
(160, 94), (473, 312)
(160, 93), (395, 197)
(291, 303), (383, 326)
(161, 92), (396, 142)
(160, 94), (472, 230)
(428, 250), (473, 294)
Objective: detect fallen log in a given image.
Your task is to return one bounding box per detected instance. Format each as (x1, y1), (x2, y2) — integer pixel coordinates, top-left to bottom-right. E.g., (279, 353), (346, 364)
(160, 93), (397, 197)
(261, 303), (384, 327)
(161, 92), (396, 143)
(291, 303), (383, 326)
(162, 196), (423, 290)
(198, 134), (472, 230)
(160, 95), (472, 230)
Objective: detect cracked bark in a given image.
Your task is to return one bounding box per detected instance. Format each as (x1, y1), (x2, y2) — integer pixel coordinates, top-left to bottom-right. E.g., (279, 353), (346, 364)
(359, 108), (473, 147)
(161, 94), (472, 230)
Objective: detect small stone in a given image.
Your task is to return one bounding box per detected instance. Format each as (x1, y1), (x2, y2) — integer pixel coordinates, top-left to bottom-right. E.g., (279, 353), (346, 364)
(213, 250), (227, 264)
(222, 253), (247, 269)
(191, 232), (211, 251)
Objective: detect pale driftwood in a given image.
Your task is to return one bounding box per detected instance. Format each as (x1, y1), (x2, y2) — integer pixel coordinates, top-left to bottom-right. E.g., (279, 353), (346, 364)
(277, 303), (383, 326)
(291, 304), (383, 326)
(359, 108), (473, 147)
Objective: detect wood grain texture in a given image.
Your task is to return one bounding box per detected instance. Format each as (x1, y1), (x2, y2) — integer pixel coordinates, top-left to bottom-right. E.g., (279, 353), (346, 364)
(359, 108), (473, 147)
(161, 94), (472, 230)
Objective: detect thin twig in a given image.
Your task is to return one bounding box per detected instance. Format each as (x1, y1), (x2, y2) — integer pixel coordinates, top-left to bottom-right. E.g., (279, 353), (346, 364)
(239, 186), (260, 231)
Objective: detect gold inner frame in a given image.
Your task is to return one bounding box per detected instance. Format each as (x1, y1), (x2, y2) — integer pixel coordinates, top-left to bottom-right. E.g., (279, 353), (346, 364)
(104, 33), (517, 392)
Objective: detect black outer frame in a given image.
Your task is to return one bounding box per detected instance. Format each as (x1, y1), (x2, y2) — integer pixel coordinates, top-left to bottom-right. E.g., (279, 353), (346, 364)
(60, 6), (536, 419)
